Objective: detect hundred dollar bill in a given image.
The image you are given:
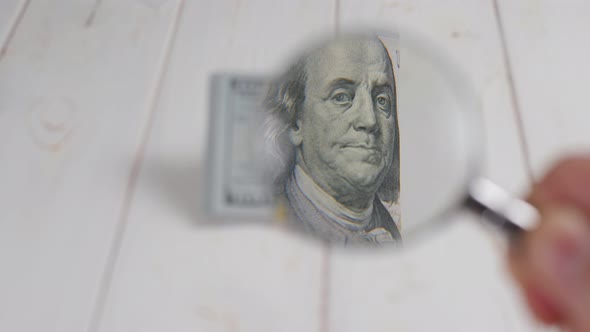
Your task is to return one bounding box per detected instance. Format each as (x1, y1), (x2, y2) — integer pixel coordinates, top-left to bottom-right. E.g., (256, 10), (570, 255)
(206, 74), (276, 220)
(206, 33), (402, 247)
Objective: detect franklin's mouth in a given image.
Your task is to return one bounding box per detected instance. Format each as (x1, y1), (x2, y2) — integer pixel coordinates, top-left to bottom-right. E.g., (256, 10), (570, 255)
(341, 145), (383, 165)
(341, 144), (380, 151)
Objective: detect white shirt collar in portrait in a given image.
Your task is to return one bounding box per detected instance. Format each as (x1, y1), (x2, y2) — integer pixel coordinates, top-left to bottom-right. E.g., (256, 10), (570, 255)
(294, 165), (374, 232)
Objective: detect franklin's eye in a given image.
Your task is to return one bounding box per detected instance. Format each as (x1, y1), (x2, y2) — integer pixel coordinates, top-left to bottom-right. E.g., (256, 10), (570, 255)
(331, 91), (353, 105)
(375, 94), (391, 115)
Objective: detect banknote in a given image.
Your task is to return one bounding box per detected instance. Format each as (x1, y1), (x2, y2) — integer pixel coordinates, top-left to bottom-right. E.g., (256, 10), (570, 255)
(206, 34), (402, 246)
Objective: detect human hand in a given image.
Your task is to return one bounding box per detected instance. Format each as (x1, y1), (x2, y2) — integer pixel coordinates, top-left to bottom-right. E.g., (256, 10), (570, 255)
(509, 157), (590, 331)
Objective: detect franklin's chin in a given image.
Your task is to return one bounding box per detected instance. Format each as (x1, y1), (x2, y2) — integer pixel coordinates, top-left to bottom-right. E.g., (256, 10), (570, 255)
(340, 160), (387, 191)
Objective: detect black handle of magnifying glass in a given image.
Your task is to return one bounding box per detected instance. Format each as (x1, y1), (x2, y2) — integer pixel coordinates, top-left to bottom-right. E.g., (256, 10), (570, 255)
(464, 178), (540, 239)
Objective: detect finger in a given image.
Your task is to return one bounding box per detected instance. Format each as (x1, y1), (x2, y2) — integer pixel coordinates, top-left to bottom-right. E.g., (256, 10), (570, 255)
(510, 206), (590, 331)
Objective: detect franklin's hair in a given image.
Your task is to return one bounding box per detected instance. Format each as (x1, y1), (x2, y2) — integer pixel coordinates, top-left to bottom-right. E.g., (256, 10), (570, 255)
(263, 36), (400, 204)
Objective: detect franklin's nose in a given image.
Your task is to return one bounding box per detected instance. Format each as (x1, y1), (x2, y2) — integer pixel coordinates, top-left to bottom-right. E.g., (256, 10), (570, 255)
(351, 88), (378, 133)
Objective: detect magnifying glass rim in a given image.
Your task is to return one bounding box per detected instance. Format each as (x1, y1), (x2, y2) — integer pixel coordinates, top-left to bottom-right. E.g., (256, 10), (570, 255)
(213, 26), (488, 245)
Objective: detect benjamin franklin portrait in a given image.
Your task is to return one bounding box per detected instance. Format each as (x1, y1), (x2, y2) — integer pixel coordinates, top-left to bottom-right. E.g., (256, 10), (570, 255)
(264, 35), (401, 246)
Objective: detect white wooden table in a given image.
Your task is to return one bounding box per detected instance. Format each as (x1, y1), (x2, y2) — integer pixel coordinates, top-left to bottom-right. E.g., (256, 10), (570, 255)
(0, 1), (585, 331)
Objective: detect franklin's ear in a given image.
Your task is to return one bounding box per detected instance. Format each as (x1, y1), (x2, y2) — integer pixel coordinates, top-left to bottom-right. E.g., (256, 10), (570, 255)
(288, 120), (303, 146)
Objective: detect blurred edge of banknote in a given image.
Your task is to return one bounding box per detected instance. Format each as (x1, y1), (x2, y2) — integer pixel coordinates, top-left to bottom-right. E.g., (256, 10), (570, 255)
(204, 74), (279, 222)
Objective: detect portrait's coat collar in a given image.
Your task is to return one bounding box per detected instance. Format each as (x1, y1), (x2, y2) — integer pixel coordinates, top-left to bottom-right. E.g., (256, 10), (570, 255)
(283, 166), (402, 246)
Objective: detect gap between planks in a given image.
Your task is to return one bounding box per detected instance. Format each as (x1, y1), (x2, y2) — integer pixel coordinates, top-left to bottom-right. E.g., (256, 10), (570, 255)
(84, 0), (104, 27)
(0, 0), (31, 59)
(492, 0), (535, 183)
(318, 3), (342, 330)
(87, 1), (187, 331)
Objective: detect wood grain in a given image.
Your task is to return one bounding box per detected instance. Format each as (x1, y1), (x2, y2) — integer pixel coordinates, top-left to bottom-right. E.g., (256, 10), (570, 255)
(0, 1), (183, 331)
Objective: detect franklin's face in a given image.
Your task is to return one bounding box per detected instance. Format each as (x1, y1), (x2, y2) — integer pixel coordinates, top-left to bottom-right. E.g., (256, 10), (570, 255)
(290, 38), (396, 198)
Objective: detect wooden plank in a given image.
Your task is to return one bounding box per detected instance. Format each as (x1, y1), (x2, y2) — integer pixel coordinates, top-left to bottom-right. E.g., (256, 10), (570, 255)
(0, 1), (183, 331)
(328, 1), (539, 331)
(496, 0), (590, 178)
(96, 0), (335, 331)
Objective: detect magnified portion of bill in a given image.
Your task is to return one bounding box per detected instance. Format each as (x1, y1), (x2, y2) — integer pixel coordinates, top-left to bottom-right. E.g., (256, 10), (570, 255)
(263, 35), (403, 247)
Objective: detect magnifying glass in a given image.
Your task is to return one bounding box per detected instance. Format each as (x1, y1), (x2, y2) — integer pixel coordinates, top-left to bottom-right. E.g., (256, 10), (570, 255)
(205, 28), (539, 248)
